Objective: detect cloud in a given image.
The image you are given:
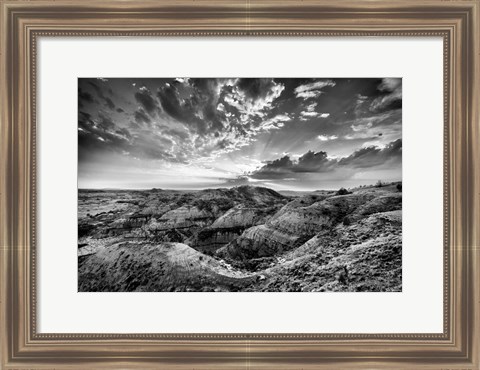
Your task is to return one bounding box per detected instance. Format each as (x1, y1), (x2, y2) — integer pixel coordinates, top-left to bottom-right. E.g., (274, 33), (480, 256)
(78, 78), (403, 190)
(134, 86), (158, 115)
(299, 101), (331, 121)
(339, 139), (402, 168)
(97, 112), (115, 131)
(156, 79), (226, 137)
(294, 80), (336, 99)
(134, 109), (152, 125)
(250, 155), (294, 179)
(236, 78), (285, 107)
(378, 78), (401, 92)
(88, 82), (103, 97)
(223, 78), (285, 121)
(78, 88), (94, 104)
(370, 78), (402, 113)
(295, 150), (335, 172)
(345, 110), (401, 142)
(351, 120), (372, 132)
(318, 135), (338, 141)
(224, 175), (251, 186)
(259, 114), (291, 131)
(78, 110), (178, 162)
(115, 127), (132, 139)
(78, 111), (129, 159)
(87, 81), (118, 110)
(156, 83), (188, 122)
(155, 78), (288, 162)
(250, 139), (402, 180)
(104, 97), (116, 110)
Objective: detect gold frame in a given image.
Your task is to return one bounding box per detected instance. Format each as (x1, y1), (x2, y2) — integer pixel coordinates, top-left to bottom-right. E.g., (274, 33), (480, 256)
(1, 0), (479, 368)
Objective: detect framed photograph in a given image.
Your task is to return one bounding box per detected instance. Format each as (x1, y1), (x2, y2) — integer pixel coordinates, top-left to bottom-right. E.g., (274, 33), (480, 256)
(1, 0), (478, 368)
(77, 76), (403, 293)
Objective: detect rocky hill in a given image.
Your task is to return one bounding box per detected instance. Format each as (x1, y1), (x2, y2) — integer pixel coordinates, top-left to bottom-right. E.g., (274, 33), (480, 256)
(78, 183), (402, 292)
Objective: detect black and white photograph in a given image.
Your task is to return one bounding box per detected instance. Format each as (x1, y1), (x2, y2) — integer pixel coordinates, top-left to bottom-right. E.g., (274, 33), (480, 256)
(78, 77), (402, 292)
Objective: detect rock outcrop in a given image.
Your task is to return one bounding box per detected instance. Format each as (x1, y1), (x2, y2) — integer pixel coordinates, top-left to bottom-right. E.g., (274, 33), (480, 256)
(78, 242), (256, 292)
(247, 210), (402, 292)
(78, 183), (403, 292)
(216, 190), (392, 263)
(188, 206), (281, 253)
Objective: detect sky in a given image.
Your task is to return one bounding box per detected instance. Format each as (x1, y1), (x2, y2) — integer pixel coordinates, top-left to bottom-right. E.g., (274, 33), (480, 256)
(78, 77), (402, 191)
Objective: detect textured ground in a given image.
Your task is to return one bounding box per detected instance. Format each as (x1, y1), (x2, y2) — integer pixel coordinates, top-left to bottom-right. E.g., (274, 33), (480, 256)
(78, 184), (402, 292)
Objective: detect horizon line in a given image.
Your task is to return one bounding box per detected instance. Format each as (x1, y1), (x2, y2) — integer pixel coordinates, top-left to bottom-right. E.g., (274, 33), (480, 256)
(78, 181), (402, 192)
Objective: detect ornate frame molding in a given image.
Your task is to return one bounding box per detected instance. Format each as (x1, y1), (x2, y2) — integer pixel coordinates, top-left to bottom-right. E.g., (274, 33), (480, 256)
(1, 1), (478, 368)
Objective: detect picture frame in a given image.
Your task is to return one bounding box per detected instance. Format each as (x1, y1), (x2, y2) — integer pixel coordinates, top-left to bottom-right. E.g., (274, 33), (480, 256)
(1, 0), (478, 368)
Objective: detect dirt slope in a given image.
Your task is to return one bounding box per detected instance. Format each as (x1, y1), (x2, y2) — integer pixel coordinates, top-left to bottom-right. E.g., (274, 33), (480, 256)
(78, 183), (402, 292)
(78, 242), (256, 292)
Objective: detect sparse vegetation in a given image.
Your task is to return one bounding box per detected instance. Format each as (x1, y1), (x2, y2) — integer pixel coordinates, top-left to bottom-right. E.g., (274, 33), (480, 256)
(336, 187), (351, 195)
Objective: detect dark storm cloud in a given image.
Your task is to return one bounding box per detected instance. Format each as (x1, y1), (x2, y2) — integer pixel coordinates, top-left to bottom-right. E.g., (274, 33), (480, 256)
(86, 81), (117, 110)
(156, 77), (286, 141)
(134, 109), (152, 125)
(237, 78), (283, 101)
(296, 151), (335, 172)
(115, 127), (132, 139)
(78, 110), (175, 162)
(134, 87), (158, 115)
(372, 96), (402, 112)
(78, 78), (402, 190)
(223, 78), (284, 118)
(123, 78), (400, 165)
(339, 138), (402, 168)
(255, 155), (294, 173)
(98, 112), (115, 131)
(78, 88), (94, 104)
(104, 97), (116, 110)
(156, 78), (233, 135)
(157, 83), (192, 123)
(78, 111), (129, 160)
(251, 151), (333, 179)
(87, 81), (102, 97)
(78, 111), (94, 129)
(251, 139), (402, 180)
(79, 78), (293, 169)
